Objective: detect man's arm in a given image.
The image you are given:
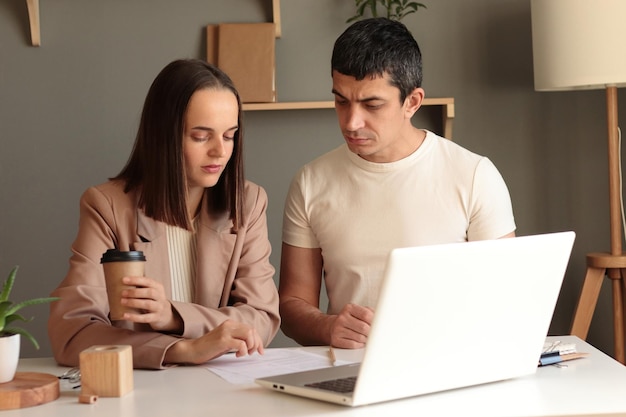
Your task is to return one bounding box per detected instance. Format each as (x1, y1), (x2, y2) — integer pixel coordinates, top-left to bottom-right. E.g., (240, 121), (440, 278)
(279, 243), (331, 345)
(279, 243), (373, 347)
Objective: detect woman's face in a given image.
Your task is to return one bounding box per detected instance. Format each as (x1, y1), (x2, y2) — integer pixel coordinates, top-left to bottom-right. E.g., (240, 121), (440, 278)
(183, 88), (238, 192)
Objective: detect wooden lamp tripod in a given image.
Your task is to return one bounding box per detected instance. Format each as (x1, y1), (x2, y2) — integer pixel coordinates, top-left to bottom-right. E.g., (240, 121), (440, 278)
(569, 87), (626, 364)
(530, 0), (626, 363)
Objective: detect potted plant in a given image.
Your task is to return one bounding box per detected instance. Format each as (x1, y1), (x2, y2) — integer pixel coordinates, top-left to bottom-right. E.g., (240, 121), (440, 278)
(347, 0), (428, 22)
(0, 266), (58, 383)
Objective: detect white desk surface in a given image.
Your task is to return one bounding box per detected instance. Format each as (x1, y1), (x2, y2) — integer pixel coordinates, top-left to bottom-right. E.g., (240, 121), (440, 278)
(5, 335), (626, 417)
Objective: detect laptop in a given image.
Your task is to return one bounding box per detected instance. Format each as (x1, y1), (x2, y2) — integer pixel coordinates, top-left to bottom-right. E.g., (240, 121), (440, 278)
(256, 231), (576, 406)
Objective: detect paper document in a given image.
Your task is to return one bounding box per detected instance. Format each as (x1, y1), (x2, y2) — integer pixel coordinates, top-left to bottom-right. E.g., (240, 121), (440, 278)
(329, 347), (365, 365)
(542, 340), (577, 355)
(206, 348), (348, 385)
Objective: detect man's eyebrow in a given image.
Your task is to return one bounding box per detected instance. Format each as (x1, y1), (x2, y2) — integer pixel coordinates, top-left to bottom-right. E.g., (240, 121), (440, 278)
(331, 89), (385, 103)
(331, 88), (345, 99)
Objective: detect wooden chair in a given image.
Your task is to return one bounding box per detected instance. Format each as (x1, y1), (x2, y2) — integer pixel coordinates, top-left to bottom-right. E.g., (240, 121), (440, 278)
(570, 252), (626, 364)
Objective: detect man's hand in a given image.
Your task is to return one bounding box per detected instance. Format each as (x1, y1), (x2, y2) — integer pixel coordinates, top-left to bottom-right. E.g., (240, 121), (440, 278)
(329, 303), (374, 349)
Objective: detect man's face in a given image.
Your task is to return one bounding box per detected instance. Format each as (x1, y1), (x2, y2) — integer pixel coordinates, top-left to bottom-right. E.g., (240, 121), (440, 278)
(332, 71), (420, 163)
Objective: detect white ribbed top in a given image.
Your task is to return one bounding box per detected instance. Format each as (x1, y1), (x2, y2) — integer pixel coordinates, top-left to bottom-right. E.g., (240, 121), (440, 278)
(166, 223), (197, 302)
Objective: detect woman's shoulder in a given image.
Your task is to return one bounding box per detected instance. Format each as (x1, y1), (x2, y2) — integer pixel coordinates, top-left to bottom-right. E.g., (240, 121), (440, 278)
(80, 180), (136, 208)
(243, 180), (268, 204)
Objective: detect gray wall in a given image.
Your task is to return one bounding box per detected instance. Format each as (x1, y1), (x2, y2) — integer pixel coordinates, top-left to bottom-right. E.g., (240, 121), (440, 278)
(1, 0), (624, 358)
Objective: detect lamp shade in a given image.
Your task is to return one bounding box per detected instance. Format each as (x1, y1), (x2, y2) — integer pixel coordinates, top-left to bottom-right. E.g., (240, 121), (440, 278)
(530, 0), (626, 91)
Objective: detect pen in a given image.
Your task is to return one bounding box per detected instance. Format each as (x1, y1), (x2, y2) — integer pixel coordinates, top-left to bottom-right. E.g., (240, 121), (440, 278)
(538, 352), (589, 366)
(328, 347), (337, 366)
(538, 351), (560, 366)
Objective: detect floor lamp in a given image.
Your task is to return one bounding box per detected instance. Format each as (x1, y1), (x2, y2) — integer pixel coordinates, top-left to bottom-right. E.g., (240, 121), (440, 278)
(530, 0), (626, 363)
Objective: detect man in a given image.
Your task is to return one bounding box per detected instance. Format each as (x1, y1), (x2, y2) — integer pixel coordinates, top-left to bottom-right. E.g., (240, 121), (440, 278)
(279, 18), (515, 349)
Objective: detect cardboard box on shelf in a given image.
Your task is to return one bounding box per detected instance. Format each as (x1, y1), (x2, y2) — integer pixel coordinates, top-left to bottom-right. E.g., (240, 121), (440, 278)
(206, 22), (276, 103)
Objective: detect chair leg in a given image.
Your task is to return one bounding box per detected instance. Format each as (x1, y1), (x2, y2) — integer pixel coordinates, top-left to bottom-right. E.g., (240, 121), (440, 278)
(571, 266), (606, 339)
(613, 269), (626, 364)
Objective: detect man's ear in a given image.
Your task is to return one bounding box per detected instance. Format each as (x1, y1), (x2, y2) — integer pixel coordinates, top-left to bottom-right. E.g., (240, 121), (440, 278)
(404, 87), (425, 119)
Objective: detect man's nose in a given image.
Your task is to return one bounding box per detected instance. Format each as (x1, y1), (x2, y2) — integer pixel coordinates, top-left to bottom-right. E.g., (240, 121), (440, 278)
(344, 107), (365, 131)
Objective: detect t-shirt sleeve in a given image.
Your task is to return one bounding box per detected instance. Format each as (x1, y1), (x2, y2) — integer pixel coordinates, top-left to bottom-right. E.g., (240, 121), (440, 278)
(467, 157), (516, 240)
(282, 167), (320, 248)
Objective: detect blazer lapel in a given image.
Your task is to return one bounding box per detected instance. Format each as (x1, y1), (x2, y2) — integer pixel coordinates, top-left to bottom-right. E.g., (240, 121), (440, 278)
(195, 198), (237, 308)
(133, 208), (171, 295)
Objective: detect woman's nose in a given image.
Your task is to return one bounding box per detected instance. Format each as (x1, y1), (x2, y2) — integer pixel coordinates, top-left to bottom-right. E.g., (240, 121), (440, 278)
(208, 139), (226, 157)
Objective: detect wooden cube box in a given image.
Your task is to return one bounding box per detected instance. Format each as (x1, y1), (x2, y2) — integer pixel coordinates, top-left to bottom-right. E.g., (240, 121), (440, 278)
(79, 345), (133, 397)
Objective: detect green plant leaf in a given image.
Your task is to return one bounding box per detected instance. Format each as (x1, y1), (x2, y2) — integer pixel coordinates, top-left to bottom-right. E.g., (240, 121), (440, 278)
(4, 313), (31, 327)
(0, 301), (13, 332)
(5, 297), (60, 317)
(0, 266), (60, 350)
(0, 266), (17, 303)
(347, 0), (427, 22)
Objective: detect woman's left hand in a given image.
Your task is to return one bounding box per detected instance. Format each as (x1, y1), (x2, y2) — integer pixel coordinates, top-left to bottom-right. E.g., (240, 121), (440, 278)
(120, 276), (182, 332)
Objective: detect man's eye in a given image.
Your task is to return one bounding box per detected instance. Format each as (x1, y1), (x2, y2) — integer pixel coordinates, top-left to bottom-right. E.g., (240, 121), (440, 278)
(363, 100), (384, 109)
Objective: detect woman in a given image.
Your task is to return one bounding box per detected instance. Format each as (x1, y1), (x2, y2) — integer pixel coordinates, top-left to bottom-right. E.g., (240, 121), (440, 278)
(48, 59), (280, 369)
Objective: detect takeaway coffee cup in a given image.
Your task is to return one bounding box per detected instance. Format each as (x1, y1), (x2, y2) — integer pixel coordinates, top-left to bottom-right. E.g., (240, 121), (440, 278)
(100, 249), (146, 321)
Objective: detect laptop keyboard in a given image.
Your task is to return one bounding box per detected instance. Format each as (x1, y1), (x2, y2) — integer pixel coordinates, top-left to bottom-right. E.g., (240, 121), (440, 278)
(305, 376), (357, 393)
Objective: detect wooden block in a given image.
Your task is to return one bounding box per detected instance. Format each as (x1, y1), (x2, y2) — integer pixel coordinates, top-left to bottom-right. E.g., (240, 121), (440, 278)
(79, 345), (133, 397)
(0, 372), (59, 410)
(78, 394), (98, 404)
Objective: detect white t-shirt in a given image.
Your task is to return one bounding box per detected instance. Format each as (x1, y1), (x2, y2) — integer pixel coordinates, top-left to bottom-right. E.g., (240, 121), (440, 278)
(282, 130), (516, 314)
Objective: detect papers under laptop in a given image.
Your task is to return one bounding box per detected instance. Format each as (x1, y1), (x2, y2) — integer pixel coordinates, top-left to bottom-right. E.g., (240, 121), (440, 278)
(256, 231), (576, 406)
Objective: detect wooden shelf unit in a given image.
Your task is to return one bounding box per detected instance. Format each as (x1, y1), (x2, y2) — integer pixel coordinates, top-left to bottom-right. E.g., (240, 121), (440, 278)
(22, 0), (281, 47)
(242, 97), (455, 139)
(25, 0), (40, 46)
(272, 0), (281, 38)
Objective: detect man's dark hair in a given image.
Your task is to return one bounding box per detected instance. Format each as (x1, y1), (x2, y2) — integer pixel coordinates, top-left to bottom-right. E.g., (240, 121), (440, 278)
(331, 17), (423, 102)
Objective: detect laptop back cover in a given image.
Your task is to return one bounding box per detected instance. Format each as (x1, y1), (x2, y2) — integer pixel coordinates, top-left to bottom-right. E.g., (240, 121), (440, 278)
(351, 231), (575, 405)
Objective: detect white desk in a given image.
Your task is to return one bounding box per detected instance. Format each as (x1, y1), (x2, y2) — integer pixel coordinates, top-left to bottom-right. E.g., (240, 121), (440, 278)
(5, 336), (626, 417)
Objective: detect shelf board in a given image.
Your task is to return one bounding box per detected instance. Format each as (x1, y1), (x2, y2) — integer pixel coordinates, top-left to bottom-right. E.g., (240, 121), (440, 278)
(21, 0), (279, 47)
(242, 97), (455, 139)
(243, 101), (334, 111)
(242, 98), (453, 111)
(272, 0), (281, 38)
(26, 0), (40, 46)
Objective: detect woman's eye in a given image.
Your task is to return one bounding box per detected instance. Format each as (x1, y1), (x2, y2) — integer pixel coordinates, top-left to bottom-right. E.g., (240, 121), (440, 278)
(191, 135), (208, 142)
(224, 129), (238, 141)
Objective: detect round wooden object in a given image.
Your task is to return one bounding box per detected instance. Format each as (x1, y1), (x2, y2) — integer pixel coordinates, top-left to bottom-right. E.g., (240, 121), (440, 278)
(0, 372), (60, 410)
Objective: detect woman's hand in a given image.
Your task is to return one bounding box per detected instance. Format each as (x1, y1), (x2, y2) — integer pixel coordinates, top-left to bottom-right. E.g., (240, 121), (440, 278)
(120, 276), (182, 332)
(163, 320), (264, 365)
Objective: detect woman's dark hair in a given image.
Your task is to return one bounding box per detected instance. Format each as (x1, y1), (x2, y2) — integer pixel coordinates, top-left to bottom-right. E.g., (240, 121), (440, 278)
(331, 17), (423, 103)
(113, 59), (245, 231)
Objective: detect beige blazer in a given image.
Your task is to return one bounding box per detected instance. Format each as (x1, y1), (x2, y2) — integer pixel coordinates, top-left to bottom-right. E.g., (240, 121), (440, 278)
(48, 180), (280, 369)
